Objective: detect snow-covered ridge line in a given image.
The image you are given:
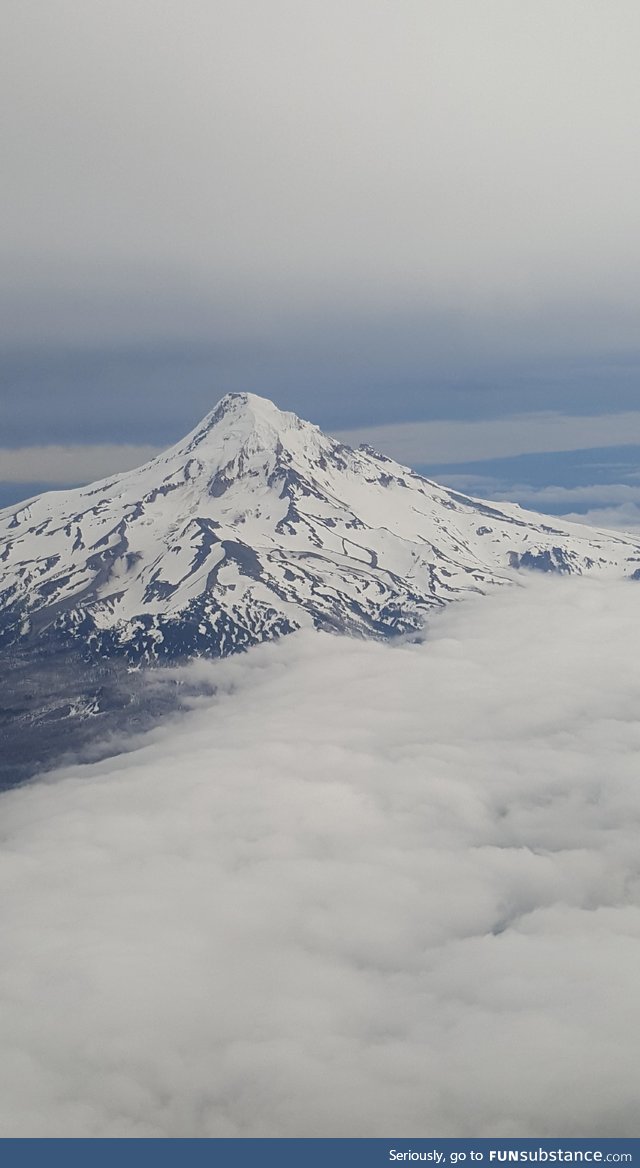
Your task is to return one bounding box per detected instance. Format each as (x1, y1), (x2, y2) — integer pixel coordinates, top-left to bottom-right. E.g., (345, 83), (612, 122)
(2, 392), (639, 662)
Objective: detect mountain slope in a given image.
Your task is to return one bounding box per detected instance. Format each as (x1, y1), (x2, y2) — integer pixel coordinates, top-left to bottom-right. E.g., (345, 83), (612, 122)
(2, 392), (640, 663)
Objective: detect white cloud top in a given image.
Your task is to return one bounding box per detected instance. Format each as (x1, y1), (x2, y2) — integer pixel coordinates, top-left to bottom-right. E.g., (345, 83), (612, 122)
(1, 575), (639, 1136)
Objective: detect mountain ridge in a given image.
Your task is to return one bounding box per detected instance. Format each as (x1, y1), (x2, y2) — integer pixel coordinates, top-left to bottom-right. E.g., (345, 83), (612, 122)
(2, 392), (640, 664)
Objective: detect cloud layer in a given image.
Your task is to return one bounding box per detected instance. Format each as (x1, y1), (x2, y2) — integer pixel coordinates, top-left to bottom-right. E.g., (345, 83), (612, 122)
(1, 576), (640, 1137)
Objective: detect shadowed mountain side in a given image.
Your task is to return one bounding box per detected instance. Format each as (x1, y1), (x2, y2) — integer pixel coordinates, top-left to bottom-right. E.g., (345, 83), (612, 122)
(0, 645), (213, 789)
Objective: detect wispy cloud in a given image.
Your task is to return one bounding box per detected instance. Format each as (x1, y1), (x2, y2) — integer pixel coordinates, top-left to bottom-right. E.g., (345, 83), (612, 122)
(1, 576), (639, 1136)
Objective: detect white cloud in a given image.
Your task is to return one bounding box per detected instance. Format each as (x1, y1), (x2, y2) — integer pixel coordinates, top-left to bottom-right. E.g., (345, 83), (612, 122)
(489, 485), (640, 535)
(433, 481), (640, 535)
(551, 505), (640, 535)
(1, 577), (640, 1136)
(502, 483), (640, 508)
(338, 411), (640, 466)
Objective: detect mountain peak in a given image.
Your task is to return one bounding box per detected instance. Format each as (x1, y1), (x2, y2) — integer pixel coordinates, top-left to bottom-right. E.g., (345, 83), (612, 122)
(209, 391), (286, 424)
(172, 392), (321, 467)
(201, 392), (304, 436)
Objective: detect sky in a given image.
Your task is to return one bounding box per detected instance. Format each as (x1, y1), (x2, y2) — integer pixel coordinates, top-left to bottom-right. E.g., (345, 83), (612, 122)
(1, 0), (640, 520)
(1, 575), (639, 1137)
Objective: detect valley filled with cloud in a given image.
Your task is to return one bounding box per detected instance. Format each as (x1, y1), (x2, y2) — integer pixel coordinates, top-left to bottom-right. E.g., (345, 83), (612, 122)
(1, 575), (639, 1137)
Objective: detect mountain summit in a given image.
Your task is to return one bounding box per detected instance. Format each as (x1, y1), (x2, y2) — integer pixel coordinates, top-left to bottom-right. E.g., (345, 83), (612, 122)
(2, 393), (640, 663)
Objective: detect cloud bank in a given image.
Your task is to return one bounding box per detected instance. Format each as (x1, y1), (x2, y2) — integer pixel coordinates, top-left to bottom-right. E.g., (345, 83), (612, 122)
(1, 577), (639, 1137)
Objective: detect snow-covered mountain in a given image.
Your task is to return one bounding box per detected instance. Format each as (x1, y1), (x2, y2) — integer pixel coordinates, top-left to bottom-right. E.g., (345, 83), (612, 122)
(2, 392), (640, 663)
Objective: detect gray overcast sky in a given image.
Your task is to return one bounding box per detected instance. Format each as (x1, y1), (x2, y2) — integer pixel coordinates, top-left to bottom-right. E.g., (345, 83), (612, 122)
(2, 0), (640, 511)
(3, 0), (640, 343)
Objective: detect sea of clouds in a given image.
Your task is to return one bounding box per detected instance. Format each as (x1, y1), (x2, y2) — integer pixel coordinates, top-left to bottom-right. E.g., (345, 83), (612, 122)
(1, 575), (639, 1138)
